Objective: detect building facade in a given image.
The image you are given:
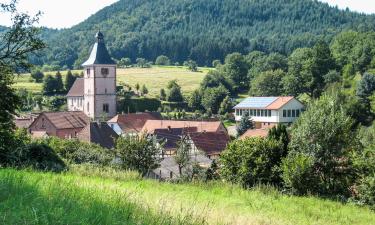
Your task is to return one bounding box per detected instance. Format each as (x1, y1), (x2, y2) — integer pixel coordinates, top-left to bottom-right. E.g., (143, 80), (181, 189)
(67, 31), (117, 120)
(234, 96), (304, 129)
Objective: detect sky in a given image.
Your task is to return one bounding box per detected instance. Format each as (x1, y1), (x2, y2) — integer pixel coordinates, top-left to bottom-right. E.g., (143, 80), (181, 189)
(0, 0), (374, 29)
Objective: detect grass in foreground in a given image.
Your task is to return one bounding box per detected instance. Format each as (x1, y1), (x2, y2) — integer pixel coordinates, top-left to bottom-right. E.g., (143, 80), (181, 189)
(0, 168), (374, 225)
(13, 66), (209, 96)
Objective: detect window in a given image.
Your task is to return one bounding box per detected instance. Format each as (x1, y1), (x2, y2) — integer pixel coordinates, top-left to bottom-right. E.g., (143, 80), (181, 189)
(292, 110), (296, 117)
(287, 110), (291, 117)
(268, 110), (271, 117)
(257, 109), (260, 117)
(103, 104), (109, 113)
(101, 68), (109, 77)
(260, 110), (264, 117)
(283, 110), (286, 117)
(86, 68), (90, 77)
(296, 109), (300, 117)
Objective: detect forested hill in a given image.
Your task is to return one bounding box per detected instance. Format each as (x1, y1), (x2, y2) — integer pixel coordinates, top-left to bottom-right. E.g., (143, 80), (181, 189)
(36, 0), (375, 68)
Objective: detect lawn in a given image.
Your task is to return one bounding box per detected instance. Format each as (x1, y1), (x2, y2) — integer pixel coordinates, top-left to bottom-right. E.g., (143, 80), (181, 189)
(1, 168), (374, 225)
(13, 66), (209, 96)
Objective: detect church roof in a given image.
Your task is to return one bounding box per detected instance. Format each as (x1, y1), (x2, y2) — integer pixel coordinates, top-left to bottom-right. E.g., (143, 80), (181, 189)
(66, 78), (84, 97)
(82, 31), (116, 66)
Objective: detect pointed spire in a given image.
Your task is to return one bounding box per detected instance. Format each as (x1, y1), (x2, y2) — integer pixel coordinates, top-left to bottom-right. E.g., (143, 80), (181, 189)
(82, 31), (115, 66)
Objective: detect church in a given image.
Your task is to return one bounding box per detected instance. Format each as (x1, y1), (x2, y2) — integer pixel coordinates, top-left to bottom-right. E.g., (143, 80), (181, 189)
(67, 31), (117, 120)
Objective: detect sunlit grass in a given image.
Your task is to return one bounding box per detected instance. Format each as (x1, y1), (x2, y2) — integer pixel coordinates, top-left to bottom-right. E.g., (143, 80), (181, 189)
(12, 66), (210, 96)
(1, 168), (374, 225)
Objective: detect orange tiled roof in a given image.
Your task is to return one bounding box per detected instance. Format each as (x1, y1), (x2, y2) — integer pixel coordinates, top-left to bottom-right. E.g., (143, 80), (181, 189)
(240, 129), (269, 139)
(266, 96), (294, 110)
(142, 120), (223, 134)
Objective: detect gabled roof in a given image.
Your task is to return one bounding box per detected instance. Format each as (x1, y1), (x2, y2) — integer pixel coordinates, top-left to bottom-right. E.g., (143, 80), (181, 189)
(108, 112), (162, 133)
(66, 78), (84, 97)
(141, 120), (224, 134)
(77, 122), (118, 149)
(189, 132), (230, 155)
(82, 31), (116, 66)
(154, 127), (197, 149)
(240, 129), (269, 140)
(31, 111), (89, 129)
(234, 96), (296, 110)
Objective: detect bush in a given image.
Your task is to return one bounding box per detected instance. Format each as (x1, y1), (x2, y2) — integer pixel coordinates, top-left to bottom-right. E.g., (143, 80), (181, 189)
(118, 97), (161, 113)
(220, 137), (284, 187)
(281, 153), (318, 195)
(44, 137), (113, 166)
(155, 55), (170, 65)
(356, 175), (375, 208)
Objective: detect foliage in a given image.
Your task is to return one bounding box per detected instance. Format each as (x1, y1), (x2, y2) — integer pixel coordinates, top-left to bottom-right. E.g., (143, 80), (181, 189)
(159, 88), (166, 101)
(212, 59), (221, 68)
(236, 112), (253, 136)
(45, 96), (66, 111)
(116, 134), (161, 176)
(220, 137), (285, 187)
(55, 71), (64, 92)
(188, 89), (203, 111)
(250, 69), (285, 96)
(118, 97), (161, 113)
(284, 93), (358, 196)
(31, 69), (44, 83)
(201, 85), (228, 114)
(0, 0), (45, 162)
(118, 57), (132, 68)
(64, 70), (77, 91)
(141, 84), (148, 96)
(34, 0), (375, 68)
(222, 53), (248, 92)
(155, 55), (170, 65)
(166, 80), (184, 102)
(200, 70), (233, 93)
(174, 137), (191, 176)
(205, 160), (220, 181)
(268, 123), (289, 155)
(218, 96), (232, 115)
(136, 58), (148, 68)
(323, 70), (341, 85)
(357, 73), (375, 100)
(184, 60), (198, 72)
(43, 137), (113, 166)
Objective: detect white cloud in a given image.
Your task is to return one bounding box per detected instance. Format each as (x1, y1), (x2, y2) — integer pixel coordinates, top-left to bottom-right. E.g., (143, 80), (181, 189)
(0, 0), (118, 29)
(319, 0), (375, 14)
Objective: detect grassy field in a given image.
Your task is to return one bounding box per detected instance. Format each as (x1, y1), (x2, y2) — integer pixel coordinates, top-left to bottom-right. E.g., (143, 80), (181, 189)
(13, 66), (209, 96)
(1, 168), (374, 225)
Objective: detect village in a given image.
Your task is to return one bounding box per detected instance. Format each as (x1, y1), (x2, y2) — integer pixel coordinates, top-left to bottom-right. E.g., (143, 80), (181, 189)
(14, 31), (305, 180)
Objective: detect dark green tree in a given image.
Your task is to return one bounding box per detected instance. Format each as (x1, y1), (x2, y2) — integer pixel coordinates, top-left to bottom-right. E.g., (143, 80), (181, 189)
(236, 112), (253, 136)
(141, 84), (148, 96)
(188, 89), (203, 111)
(43, 75), (56, 94)
(31, 69), (44, 83)
(64, 70), (76, 91)
(201, 86), (228, 114)
(250, 69), (285, 96)
(167, 80), (183, 102)
(223, 53), (248, 92)
(159, 88), (166, 101)
(55, 71), (64, 93)
(184, 60), (198, 72)
(118, 57), (132, 68)
(218, 96), (232, 115)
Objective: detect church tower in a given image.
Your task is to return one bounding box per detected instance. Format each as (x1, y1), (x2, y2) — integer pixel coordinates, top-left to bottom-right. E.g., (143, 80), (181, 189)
(82, 31), (116, 120)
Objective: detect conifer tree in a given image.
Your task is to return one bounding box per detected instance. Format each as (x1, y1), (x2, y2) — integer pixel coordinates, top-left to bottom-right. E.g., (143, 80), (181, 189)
(236, 112), (253, 136)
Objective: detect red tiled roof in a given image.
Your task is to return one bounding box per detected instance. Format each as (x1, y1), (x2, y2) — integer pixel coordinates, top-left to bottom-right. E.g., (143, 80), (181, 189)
(67, 78), (84, 97)
(154, 127), (197, 149)
(77, 122), (118, 149)
(189, 132), (230, 155)
(266, 96), (294, 110)
(240, 129), (269, 139)
(108, 112), (162, 133)
(38, 111), (89, 129)
(142, 120), (223, 134)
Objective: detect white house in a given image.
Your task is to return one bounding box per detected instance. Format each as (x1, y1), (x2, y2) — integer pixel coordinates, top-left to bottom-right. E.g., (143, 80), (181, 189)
(67, 31), (117, 120)
(234, 96), (304, 129)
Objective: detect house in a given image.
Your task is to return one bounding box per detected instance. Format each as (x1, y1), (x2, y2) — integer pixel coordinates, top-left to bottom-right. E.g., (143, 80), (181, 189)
(153, 127), (198, 156)
(14, 114), (38, 129)
(67, 31), (117, 120)
(107, 112), (162, 135)
(188, 132), (230, 159)
(141, 120), (227, 134)
(77, 122), (118, 149)
(28, 111), (90, 139)
(234, 96), (304, 129)
(240, 129), (269, 140)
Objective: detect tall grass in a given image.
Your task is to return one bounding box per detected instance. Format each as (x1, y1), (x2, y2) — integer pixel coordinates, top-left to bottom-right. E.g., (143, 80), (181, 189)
(0, 168), (374, 225)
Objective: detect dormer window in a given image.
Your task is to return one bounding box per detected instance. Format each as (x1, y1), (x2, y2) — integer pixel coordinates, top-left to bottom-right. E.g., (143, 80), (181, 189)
(101, 68), (109, 77)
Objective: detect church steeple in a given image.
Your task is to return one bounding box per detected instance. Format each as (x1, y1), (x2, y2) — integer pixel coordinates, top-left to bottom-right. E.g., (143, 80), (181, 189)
(82, 31), (115, 66)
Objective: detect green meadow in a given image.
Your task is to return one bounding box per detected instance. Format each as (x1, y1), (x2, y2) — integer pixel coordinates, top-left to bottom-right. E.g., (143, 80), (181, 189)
(13, 66), (209, 96)
(1, 168), (374, 225)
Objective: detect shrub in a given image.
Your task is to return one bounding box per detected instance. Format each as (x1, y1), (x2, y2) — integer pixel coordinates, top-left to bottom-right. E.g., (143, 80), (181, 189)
(281, 153), (318, 195)
(356, 175), (375, 208)
(220, 137), (284, 187)
(118, 97), (161, 113)
(155, 55), (170, 65)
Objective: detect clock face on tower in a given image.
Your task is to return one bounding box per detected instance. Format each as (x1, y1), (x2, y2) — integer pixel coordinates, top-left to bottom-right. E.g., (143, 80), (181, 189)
(101, 68), (109, 77)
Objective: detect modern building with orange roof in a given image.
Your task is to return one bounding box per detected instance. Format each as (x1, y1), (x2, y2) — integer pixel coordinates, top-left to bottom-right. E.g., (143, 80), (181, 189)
(234, 96), (304, 129)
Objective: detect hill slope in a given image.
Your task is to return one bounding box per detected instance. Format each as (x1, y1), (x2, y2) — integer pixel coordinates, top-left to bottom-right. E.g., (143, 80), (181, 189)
(1, 168), (374, 225)
(35, 0), (375, 67)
